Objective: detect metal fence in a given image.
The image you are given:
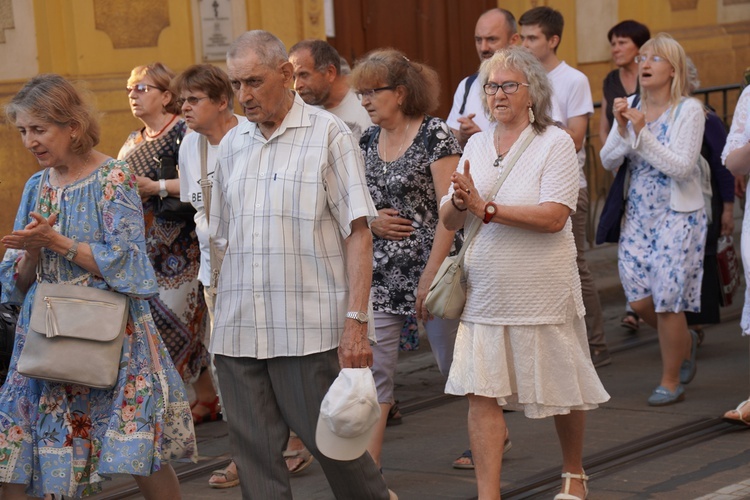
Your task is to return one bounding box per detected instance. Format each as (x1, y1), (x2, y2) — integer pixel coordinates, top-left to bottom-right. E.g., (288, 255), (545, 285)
(585, 83), (744, 247)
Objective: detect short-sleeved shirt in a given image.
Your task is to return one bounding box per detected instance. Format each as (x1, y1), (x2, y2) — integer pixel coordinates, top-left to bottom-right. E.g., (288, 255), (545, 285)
(446, 74), (492, 133)
(549, 61), (594, 189)
(327, 89), (373, 142)
(209, 94), (378, 359)
(361, 116), (462, 314)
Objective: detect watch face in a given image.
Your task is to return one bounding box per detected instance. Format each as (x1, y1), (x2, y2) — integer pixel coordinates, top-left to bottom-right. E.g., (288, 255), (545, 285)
(487, 204), (497, 214)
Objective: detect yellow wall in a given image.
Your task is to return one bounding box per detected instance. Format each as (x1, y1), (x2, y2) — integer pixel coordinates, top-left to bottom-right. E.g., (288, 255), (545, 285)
(0, 0), (748, 241)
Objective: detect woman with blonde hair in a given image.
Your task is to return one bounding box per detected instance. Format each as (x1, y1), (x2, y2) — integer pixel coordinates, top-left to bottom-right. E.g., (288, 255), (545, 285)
(118, 63), (217, 424)
(601, 33), (707, 406)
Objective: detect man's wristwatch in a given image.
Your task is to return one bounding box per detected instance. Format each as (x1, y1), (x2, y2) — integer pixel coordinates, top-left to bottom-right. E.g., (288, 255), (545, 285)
(346, 311), (369, 324)
(64, 241), (79, 261)
(158, 179), (168, 199)
(483, 202), (498, 224)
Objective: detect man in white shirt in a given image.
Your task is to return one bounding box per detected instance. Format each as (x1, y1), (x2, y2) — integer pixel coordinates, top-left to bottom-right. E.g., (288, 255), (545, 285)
(211, 30), (391, 499)
(520, 6), (610, 367)
(446, 8), (519, 147)
(289, 39), (373, 141)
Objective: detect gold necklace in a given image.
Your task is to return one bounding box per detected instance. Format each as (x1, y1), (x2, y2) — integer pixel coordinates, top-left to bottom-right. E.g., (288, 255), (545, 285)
(380, 120), (411, 173)
(55, 154), (91, 187)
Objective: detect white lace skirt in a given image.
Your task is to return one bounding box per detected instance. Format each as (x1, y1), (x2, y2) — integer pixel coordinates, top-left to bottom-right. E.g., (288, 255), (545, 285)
(445, 300), (610, 419)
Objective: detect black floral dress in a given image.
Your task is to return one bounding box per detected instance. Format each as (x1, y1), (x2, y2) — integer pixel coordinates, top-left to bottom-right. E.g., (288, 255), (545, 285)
(361, 116), (462, 315)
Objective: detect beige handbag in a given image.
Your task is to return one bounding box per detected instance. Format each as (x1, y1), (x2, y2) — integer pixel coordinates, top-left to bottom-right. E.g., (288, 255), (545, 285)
(19, 282), (128, 388)
(16, 169), (129, 389)
(425, 131), (535, 319)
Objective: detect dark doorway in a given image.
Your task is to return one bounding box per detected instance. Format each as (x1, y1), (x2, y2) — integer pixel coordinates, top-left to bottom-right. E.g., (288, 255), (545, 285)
(329, 0), (497, 120)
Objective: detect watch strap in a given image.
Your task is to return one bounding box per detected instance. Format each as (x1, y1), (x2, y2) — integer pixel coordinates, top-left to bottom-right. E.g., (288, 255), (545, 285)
(64, 240), (79, 261)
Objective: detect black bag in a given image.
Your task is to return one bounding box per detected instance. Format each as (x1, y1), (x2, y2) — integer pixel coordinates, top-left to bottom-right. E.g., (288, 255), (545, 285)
(0, 303), (19, 382)
(154, 155), (196, 222)
(595, 160), (629, 244)
(596, 94), (640, 245)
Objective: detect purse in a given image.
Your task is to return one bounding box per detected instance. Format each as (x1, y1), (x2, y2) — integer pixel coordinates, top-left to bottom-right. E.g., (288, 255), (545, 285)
(425, 130), (536, 319)
(716, 235), (741, 307)
(596, 94), (640, 245)
(595, 159), (630, 244)
(154, 155), (197, 222)
(16, 169), (129, 389)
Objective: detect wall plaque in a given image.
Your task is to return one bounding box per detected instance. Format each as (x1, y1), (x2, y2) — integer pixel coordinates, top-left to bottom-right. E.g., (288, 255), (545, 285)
(200, 0), (233, 61)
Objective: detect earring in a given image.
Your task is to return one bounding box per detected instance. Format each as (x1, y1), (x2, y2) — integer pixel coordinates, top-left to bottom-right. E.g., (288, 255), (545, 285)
(528, 106), (535, 124)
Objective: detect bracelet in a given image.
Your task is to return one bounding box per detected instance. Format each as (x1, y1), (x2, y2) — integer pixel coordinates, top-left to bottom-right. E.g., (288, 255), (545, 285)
(451, 194), (467, 212)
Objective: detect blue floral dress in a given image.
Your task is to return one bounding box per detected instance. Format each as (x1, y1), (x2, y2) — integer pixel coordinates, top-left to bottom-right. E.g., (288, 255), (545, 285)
(619, 108), (708, 312)
(0, 160), (196, 497)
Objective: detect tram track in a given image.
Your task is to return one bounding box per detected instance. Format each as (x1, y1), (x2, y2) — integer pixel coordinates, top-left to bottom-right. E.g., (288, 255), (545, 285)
(93, 327), (732, 499)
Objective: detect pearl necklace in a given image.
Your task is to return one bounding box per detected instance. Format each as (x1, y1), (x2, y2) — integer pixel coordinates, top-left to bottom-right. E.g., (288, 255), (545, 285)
(380, 120), (411, 173)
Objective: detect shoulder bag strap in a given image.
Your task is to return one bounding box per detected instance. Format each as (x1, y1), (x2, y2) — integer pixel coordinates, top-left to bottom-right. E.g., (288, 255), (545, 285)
(453, 129), (536, 264)
(34, 169), (50, 282)
(198, 135), (210, 221)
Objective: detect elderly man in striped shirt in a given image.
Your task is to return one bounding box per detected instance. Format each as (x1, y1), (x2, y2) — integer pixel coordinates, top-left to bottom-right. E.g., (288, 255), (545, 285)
(209, 30), (393, 500)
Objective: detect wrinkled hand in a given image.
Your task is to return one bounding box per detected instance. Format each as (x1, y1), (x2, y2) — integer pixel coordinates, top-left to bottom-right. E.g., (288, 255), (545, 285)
(721, 204), (735, 236)
(415, 268), (436, 322)
(456, 114), (482, 143)
(451, 160), (481, 216)
(735, 176), (746, 198)
(370, 208), (414, 240)
(135, 175), (158, 200)
(1, 212), (57, 256)
(338, 323), (373, 368)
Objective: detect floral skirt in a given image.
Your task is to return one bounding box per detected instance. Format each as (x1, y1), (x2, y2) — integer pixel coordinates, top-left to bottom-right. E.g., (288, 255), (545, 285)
(0, 298), (196, 498)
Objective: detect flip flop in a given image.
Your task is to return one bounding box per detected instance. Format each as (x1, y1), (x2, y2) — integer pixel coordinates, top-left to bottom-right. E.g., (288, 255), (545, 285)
(284, 447), (314, 474)
(620, 311), (640, 332)
(723, 399), (750, 427)
(208, 463), (240, 489)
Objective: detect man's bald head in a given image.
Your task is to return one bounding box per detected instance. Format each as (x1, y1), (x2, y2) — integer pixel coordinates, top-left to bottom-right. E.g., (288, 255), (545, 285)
(475, 8), (519, 62)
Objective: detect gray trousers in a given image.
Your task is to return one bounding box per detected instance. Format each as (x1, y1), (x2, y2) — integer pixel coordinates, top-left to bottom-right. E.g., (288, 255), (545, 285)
(214, 350), (390, 500)
(572, 187), (607, 351)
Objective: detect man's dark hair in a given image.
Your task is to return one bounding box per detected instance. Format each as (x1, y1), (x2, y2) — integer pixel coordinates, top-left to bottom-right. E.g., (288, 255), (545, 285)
(607, 20), (651, 48)
(519, 6), (564, 47)
(289, 39), (342, 75)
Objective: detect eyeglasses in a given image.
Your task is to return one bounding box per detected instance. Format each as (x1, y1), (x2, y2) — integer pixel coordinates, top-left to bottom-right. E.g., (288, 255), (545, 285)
(176, 96), (210, 107)
(355, 86), (396, 99)
(483, 81), (530, 96)
(126, 83), (163, 94)
(634, 54), (666, 64)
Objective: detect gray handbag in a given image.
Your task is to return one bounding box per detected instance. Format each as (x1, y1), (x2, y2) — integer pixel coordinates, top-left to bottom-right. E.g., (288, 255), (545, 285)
(425, 131), (535, 319)
(16, 169), (129, 389)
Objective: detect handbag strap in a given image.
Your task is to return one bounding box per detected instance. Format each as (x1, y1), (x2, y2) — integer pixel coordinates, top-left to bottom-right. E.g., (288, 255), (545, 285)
(34, 169), (50, 282)
(453, 127), (536, 263)
(198, 134), (211, 221)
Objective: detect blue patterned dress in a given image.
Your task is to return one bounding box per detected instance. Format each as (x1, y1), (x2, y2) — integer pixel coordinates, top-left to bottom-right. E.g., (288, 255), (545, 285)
(619, 107), (708, 312)
(0, 160), (196, 497)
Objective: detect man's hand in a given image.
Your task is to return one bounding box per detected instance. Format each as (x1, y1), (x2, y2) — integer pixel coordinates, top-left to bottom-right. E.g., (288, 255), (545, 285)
(452, 114), (482, 147)
(338, 322), (373, 368)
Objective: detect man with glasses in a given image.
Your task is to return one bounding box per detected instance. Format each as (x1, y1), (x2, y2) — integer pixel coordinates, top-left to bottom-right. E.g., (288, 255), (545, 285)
(446, 8), (519, 147)
(289, 39), (373, 140)
(519, 6), (611, 368)
(210, 30), (394, 500)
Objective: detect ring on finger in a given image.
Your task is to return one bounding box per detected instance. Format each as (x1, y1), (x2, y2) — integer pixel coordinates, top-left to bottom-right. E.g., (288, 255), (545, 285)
(467, 189), (471, 195)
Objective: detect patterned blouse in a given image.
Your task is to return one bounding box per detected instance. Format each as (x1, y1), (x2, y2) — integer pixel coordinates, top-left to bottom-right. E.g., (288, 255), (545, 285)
(361, 116), (462, 315)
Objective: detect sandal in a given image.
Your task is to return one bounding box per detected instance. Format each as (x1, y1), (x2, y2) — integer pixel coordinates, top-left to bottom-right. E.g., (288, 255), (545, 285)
(284, 447), (314, 474)
(387, 402), (403, 426)
(620, 311), (640, 333)
(554, 471), (589, 500)
(192, 396), (222, 425)
(451, 438), (512, 469)
(208, 462), (240, 489)
(723, 399), (750, 427)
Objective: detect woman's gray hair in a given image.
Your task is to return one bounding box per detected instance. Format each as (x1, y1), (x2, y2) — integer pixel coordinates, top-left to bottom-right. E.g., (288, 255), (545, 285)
(479, 46), (554, 134)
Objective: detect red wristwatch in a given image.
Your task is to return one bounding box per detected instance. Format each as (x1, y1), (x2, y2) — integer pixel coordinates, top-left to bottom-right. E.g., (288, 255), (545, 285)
(483, 202), (497, 224)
